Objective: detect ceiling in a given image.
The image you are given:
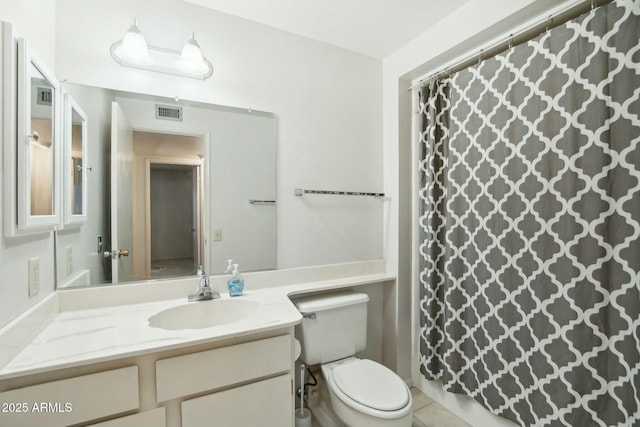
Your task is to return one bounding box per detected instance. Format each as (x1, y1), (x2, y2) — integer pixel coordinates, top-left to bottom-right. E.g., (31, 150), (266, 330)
(183, 0), (469, 59)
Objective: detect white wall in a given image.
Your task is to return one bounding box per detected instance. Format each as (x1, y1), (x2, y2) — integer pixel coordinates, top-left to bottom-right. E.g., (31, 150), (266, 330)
(0, 1), (58, 329)
(381, 0), (586, 424)
(55, 0), (384, 270)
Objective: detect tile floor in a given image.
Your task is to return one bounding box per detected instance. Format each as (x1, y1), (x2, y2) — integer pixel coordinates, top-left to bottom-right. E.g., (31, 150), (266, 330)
(309, 387), (470, 427)
(411, 387), (471, 427)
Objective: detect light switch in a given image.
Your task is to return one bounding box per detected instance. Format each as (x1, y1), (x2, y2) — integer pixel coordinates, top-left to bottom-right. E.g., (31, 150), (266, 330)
(28, 257), (40, 297)
(213, 229), (223, 241)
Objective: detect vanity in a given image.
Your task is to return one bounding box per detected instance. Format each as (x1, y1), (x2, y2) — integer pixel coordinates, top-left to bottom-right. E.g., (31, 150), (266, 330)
(0, 291), (299, 427)
(0, 265), (395, 427)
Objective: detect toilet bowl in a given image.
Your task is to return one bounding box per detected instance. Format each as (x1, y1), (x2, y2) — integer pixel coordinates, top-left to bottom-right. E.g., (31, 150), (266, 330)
(293, 291), (413, 427)
(321, 358), (413, 427)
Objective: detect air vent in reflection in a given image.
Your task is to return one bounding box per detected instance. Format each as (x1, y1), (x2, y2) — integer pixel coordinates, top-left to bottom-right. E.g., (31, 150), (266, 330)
(37, 87), (52, 106)
(155, 104), (183, 121)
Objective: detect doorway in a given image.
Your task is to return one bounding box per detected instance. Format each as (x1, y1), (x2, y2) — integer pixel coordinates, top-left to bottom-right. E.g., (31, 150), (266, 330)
(130, 130), (204, 280)
(148, 163), (201, 278)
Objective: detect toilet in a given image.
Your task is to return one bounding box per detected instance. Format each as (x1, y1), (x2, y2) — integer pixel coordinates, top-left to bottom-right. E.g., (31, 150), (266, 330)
(294, 291), (412, 427)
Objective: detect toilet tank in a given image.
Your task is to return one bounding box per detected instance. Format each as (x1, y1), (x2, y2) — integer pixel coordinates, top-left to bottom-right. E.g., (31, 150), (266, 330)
(293, 291), (369, 365)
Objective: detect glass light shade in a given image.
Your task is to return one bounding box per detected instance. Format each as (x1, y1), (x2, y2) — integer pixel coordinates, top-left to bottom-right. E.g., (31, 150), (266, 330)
(175, 34), (208, 75)
(116, 21), (152, 64)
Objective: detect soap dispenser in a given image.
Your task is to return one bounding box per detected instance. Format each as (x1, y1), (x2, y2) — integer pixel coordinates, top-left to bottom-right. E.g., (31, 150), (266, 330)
(227, 264), (244, 297)
(225, 259), (234, 274)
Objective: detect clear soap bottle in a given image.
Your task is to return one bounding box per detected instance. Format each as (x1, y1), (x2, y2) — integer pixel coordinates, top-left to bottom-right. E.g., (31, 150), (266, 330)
(227, 264), (244, 297)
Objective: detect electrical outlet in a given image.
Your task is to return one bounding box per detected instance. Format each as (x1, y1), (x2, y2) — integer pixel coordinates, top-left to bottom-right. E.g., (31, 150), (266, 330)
(28, 258), (40, 297)
(213, 229), (223, 241)
(66, 246), (73, 275)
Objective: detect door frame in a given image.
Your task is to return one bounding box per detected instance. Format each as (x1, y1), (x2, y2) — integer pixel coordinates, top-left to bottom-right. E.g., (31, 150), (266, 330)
(143, 157), (204, 278)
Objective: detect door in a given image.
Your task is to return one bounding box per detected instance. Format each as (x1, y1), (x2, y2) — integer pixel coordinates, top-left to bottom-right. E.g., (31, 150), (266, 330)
(109, 102), (134, 283)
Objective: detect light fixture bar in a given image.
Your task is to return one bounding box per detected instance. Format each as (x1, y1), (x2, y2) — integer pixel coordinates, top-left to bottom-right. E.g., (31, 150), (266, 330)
(110, 42), (213, 80)
(110, 20), (213, 80)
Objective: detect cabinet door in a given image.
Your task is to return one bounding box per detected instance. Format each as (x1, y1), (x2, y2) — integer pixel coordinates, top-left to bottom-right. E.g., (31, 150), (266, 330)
(87, 407), (165, 427)
(156, 335), (291, 402)
(2, 23), (63, 236)
(182, 374), (293, 427)
(0, 366), (138, 427)
(16, 37), (62, 231)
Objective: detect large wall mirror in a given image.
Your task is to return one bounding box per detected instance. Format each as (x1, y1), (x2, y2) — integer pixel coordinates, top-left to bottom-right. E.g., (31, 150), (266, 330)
(55, 83), (277, 289)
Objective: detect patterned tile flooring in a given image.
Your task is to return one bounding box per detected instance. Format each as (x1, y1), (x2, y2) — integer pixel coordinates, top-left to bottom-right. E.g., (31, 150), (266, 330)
(411, 388), (471, 427)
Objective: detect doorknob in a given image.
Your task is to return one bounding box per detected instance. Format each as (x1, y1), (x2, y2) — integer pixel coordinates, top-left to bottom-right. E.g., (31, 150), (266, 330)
(104, 249), (130, 259)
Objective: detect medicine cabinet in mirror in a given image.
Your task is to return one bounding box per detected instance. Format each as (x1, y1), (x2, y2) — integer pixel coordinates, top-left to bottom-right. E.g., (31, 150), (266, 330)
(3, 25), (62, 236)
(63, 93), (88, 226)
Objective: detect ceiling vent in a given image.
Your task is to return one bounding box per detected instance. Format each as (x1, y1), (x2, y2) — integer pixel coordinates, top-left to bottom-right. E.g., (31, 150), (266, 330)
(155, 104), (183, 121)
(36, 87), (52, 106)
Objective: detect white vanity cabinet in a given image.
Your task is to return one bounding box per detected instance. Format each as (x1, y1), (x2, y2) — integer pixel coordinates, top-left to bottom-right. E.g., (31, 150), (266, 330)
(88, 407), (166, 427)
(182, 374), (292, 427)
(0, 331), (295, 427)
(0, 366), (139, 427)
(156, 334), (294, 427)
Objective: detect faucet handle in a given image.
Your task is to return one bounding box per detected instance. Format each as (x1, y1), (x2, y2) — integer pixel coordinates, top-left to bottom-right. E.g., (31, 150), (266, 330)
(201, 275), (210, 289)
(188, 274), (220, 301)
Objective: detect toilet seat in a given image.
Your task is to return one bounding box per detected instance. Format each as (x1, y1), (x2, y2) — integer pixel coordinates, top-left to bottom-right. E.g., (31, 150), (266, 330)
(329, 359), (410, 413)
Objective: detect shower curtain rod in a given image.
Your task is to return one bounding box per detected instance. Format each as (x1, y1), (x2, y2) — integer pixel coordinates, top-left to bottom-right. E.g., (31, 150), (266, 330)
(408, 0), (612, 91)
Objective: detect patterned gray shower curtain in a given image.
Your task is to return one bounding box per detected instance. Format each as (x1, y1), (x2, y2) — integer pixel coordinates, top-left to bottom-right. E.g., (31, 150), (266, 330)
(418, 1), (639, 426)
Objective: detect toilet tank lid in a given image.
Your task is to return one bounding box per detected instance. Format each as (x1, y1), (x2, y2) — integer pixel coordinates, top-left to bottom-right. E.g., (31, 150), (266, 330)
(293, 291), (369, 312)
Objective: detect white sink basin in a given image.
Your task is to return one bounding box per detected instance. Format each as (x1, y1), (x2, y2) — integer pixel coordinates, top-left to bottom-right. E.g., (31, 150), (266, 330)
(148, 298), (257, 330)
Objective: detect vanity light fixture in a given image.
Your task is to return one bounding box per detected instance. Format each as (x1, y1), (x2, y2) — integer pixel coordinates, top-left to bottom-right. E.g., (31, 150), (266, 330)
(110, 19), (213, 80)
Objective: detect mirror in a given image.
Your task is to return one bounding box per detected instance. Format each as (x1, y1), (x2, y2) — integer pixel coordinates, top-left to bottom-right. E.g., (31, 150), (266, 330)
(15, 38), (61, 231)
(63, 93), (88, 225)
(55, 83), (277, 289)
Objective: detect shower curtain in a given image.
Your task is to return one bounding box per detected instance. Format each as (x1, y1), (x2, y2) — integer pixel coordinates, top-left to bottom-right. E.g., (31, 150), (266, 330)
(417, 1), (639, 426)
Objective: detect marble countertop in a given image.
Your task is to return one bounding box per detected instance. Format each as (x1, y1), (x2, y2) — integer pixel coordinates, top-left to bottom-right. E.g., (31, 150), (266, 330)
(0, 289), (301, 380)
(0, 270), (395, 380)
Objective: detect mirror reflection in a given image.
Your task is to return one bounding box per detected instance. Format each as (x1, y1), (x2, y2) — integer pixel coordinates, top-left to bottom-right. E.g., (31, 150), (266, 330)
(70, 107), (84, 216)
(29, 66), (55, 216)
(148, 160), (203, 279)
(120, 131), (204, 282)
(64, 93), (88, 226)
(55, 83), (277, 289)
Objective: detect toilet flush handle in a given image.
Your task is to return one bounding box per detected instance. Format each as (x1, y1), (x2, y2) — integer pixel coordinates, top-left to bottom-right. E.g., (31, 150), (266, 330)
(301, 312), (316, 319)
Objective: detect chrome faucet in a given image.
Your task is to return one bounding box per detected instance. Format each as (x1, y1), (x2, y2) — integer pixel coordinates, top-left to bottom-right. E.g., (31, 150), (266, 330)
(188, 267), (221, 302)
